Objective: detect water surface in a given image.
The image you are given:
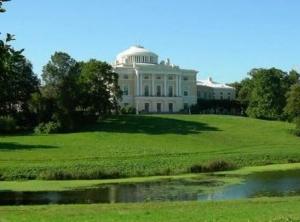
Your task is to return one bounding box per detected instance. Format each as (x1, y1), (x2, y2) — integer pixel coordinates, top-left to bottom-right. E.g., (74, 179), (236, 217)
(1, 170), (300, 205)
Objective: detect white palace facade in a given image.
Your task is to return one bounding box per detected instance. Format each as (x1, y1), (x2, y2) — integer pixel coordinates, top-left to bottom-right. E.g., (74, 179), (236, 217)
(113, 45), (235, 113)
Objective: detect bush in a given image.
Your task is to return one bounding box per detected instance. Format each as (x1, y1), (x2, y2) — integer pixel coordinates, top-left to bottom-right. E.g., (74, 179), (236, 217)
(121, 106), (136, 114)
(190, 160), (236, 173)
(34, 121), (61, 134)
(0, 116), (17, 133)
(294, 117), (300, 137)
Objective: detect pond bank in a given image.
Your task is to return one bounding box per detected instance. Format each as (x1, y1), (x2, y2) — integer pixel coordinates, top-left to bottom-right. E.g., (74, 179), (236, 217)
(1, 163), (300, 192)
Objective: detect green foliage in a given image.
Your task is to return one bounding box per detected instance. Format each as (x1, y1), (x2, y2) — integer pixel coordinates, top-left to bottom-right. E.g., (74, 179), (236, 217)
(1, 115), (300, 180)
(0, 0), (10, 13)
(293, 117), (300, 137)
(190, 160), (236, 173)
(0, 115), (16, 133)
(34, 121), (61, 135)
(285, 84), (300, 121)
(245, 68), (288, 120)
(79, 59), (122, 116)
(191, 99), (243, 115)
(120, 106), (136, 114)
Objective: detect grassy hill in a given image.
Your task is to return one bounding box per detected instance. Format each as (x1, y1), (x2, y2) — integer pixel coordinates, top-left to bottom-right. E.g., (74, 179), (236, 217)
(0, 115), (299, 180)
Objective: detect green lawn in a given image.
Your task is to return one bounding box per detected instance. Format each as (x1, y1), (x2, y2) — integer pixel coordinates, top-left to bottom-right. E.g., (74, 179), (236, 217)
(0, 115), (299, 180)
(1, 197), (300, 222)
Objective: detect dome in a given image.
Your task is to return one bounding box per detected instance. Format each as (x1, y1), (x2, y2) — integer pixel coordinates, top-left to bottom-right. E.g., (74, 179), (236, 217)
(116, 45), (159, 65)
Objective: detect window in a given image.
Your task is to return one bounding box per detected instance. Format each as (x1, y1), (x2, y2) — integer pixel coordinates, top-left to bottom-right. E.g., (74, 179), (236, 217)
(157, 103), (162, 113)
(168, 75), (173, 80)
(168, 86), (173, 97)
(184, 103), (189, 110)
(145, 103), (150, 113)
(183, 76), (188, 81)
(184, 90), (188, 96)
(123, 85), (129, 96)
(156, 76), (161, 80)
(227, 92), (231, 100)
(204, 92), (207, 99)
(156, 85), (161, 96)
(124, 75), (129, 79)
(144, 75), (149, 80)
(144, 85), (149, 96)
(220, 92), (223, 100)
(169, 103), (173, 113)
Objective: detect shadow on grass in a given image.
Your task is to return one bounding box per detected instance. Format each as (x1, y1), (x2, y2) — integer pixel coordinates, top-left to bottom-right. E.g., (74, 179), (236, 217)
(84, 115), (220, 135)
(0, 142), (57, 151)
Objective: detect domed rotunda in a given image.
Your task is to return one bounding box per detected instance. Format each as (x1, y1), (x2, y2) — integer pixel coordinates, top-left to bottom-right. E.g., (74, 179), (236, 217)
(113, 45), (198, 113)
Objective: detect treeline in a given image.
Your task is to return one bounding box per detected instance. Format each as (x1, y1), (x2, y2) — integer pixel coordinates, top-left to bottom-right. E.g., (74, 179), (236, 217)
(0, 46), (121, 133)
(193, 68), (300, 134)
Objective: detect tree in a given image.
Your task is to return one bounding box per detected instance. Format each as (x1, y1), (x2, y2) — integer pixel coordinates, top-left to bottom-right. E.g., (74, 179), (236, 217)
(79, 59), (121, 116)
(41, 52), (80, 129)
(246, 68), (287, 120)
(0, 0), (10, 13)
(284, 84), (300, 120)
(0, 34), (39, 117)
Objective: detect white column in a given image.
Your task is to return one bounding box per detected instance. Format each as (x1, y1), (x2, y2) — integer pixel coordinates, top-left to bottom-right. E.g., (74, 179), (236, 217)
(164, 74), (167, 96)
(139, 73), (142, 96)
(135, 69), (139, 96)
(176, 74), (179, 97)
(152, 74), (155, 96)
(179, 74), (182, 96)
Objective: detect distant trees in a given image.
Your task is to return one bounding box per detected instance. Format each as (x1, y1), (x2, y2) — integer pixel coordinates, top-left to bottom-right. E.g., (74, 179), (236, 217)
(30, 52), (122, 133)
(285, 84), (300, 120)
(236, 68), (300, 120)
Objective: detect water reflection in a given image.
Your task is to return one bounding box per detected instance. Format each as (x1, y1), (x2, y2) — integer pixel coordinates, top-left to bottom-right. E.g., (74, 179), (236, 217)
(1, 170), (300, 206)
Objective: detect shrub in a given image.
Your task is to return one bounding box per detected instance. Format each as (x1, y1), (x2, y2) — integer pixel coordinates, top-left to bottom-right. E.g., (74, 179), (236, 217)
(0, 116), (17, 133)
(190, 160), (236, 173)
(34, 121), (61, 134)
(294, 117), (300, 137)
(121, 107), (136, 114)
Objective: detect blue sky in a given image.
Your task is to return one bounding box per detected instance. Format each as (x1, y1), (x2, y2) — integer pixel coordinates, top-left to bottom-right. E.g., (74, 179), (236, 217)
(1, 0), (300, 83)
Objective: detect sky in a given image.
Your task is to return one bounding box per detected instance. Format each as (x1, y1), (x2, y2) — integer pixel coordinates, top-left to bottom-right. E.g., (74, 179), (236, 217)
(1, 0), (300, 83)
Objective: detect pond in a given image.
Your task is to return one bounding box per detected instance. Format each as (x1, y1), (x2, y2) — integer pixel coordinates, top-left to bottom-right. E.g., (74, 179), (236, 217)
(1, 170), (300, 206)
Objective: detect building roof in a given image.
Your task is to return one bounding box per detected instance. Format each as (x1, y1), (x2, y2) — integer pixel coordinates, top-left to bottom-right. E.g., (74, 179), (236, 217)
(116, 45), (158, 63)
(197, 77), (235, 89)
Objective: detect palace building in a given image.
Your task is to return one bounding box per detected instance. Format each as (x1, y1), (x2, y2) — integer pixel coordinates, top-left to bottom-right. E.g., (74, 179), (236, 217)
(113, 45), (198, 113)
(113, 45), (235, 113)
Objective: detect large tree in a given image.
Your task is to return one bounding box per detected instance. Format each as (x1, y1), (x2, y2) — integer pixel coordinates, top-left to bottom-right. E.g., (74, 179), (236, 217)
(79, 59), (121, 116)
(41, 52), (80, 129)
(245, 68), (287, 120)
(0, 34), (39, 117)
(285, 84), (300, 120)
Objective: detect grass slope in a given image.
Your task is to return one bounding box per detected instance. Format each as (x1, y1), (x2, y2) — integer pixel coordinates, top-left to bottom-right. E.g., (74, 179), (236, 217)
(0, 115), (299, 180)
(1, 197), (300, 222)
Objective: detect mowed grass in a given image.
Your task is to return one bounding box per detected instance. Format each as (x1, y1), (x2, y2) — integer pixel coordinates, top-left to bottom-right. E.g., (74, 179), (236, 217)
(1, 197), (300, 222)
(0, 115), (300, 180)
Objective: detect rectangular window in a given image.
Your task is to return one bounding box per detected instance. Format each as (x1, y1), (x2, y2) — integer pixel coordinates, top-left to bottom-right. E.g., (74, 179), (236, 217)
(184, 90), (188, 96)
(184, 103), (189, 110)
(168, 86), (173, 97)
(157, 103), (162, 113)
(145, 103), (150, 113)
(123, 85), (129, 96)
(183, 76), (188, 81)
(156, 85), (161, 97)
(169, 103), (173, 113)
(144, 85), (149, 96)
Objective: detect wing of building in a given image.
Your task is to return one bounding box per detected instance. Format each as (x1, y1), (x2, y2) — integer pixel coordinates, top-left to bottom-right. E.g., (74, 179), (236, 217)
(113, 45), (198, 113)
(197, 77), (236, 100)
